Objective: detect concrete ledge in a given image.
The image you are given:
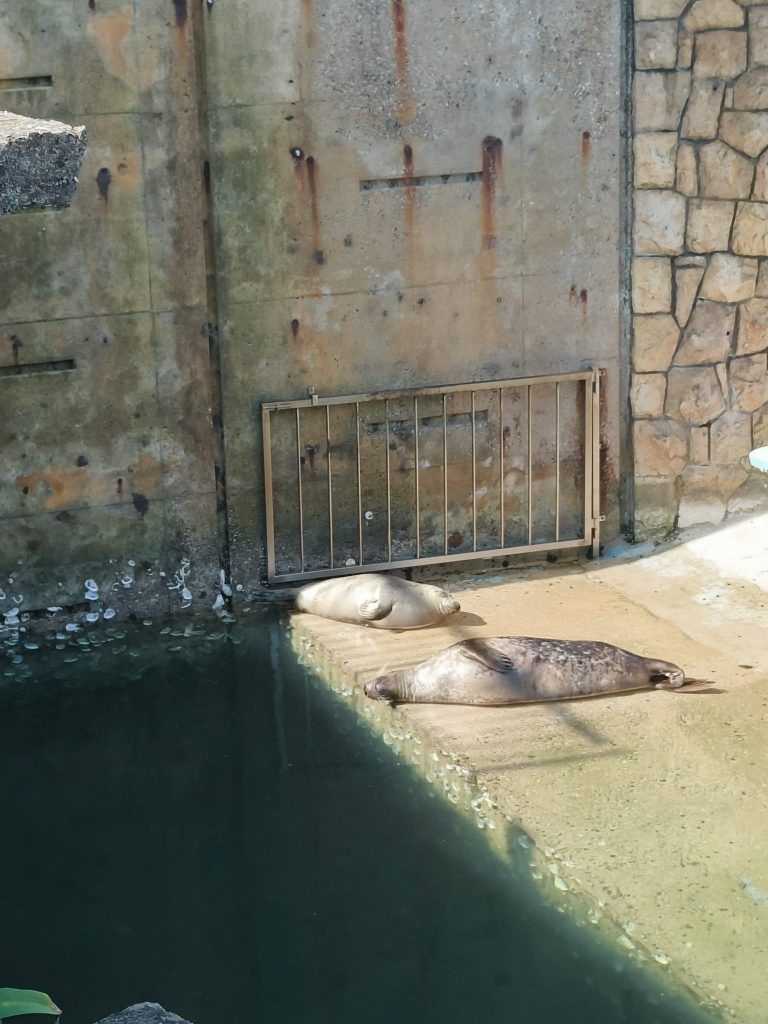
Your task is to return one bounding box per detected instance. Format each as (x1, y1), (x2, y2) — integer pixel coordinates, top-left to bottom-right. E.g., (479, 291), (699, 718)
(291, 515), (768, 1023)
(0, 110), (86, 215)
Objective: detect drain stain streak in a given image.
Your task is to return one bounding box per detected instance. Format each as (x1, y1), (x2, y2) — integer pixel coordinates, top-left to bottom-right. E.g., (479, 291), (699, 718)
(481, 136), (503, 251)
(391, 0), (414, 123)
(306, 155), (323, 265)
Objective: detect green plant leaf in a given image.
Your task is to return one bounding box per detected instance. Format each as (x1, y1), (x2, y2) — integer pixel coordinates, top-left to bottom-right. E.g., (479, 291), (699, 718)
(0, 988), (61, 1018)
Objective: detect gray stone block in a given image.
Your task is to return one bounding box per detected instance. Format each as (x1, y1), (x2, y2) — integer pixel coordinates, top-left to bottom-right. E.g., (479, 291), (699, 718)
(94, 1002), (193, 1024)
(0, 110), (86, 215)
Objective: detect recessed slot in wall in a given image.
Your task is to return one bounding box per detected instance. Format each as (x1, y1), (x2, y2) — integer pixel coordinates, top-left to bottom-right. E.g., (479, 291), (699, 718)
(366, 410), (489, 436)
(360, 171), (482, 191)
(0, 75), (53, 90)
(0, 358), (76, 378)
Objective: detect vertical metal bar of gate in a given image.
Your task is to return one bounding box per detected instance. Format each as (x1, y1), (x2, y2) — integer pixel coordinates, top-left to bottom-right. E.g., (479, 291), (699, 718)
(499, 388), (505, 548)
(262, 405), (276, 581)
(442, 394), (448, 555)
(385, 400), (392, 563)
(555, 382), (561, 543)
(583, 376), (593, 555)
(296, 408), (305, 572)
(325, 406), (333, 567)
(470, 391), (477, 550)
(526, 384), (532, 546)
(262, 370), (601, 582)
(414, 397), (421, 558)
(355, 403), (363, 566)
(591, 371), (602, 558)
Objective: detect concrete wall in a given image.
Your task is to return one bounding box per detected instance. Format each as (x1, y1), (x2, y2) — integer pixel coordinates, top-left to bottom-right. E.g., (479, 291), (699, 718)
(0, 2), (220, 618)
(1, 0), (623, 619)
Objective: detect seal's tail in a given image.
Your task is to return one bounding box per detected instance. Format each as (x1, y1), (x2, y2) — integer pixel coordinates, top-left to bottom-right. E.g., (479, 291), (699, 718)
(677, 678), (724, 693)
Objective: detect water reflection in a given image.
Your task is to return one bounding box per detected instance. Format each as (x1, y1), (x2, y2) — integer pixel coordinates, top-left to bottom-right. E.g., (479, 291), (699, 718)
(0, 616), (717, 1024)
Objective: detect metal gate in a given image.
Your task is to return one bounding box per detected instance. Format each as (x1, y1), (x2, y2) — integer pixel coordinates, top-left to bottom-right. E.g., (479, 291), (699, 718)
(262, 370), (601, 583)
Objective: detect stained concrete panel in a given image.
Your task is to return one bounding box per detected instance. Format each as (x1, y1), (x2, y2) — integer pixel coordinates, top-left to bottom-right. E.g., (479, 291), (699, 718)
(212, 102), (525, 302)
(1, 309), (217, 523)
(209, 0), (622, 584)
(0, 1), (199, 119)
(140, 113), (209, 313)
(0, 114), (152, 324)
(1, 0), (623, 606)
(2, 314), (169, 519)
(0, 2), (221, 612)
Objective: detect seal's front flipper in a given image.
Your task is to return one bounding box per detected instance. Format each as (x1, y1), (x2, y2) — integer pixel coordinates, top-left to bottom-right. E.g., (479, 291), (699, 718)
(358, 596), (394, 621)
(459, 638), (515, 673)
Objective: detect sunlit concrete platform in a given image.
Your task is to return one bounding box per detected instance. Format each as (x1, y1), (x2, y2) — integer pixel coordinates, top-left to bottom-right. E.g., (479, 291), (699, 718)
(291, 511), (768, 1023)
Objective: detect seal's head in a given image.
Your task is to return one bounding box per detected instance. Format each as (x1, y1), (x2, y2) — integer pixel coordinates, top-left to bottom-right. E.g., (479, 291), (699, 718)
(650, 669), (685, 689)
(364, 674), (401, 703)
(424, 584), (460, 617)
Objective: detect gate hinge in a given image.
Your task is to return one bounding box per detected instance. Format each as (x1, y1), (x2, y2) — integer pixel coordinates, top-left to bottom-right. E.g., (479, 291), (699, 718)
(308, 386), (319, 406)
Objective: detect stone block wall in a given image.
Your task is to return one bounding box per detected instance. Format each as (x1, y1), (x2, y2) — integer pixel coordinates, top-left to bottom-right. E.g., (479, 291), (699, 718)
(632, 0), (768, 536)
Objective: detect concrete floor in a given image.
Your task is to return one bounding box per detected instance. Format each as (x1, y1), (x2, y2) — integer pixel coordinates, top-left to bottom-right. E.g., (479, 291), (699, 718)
(290, 511), (768, 1023)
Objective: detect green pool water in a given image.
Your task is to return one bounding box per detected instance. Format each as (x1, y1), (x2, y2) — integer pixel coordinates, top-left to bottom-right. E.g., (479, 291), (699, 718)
(1, 614), (718, 1024)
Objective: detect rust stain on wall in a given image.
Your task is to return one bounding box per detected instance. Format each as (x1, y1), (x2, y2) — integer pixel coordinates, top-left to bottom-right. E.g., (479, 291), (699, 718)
(481, 135), (503, 252)
(288, 318), (310, 376)
(172, 0), (188, 29)
(290, 147), (306, 211)
(300, 0), (317, 52)
(96, 166), (112, 201)
(132, 491), (150, 516)
(391, 0), (414, 124)
(16, 466), (91, 511)
(15, 453), (161, 512)
(131, 452), (162, 495)
(580, 130), (591, 190)
(581, 130), (591, 165)
(115, 153), (140, 190)
(403, 142), (416, 278)
(305, 155), (324, 266)
(86, 9), (135, 87)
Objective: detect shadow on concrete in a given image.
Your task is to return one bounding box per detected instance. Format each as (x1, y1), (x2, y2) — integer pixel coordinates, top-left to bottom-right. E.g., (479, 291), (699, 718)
(473, 745), (631, 775)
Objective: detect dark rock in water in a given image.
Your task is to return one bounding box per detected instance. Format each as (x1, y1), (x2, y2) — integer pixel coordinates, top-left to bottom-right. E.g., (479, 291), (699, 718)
(0, 110), (87, 215)
(94, 1003), (193, 1024)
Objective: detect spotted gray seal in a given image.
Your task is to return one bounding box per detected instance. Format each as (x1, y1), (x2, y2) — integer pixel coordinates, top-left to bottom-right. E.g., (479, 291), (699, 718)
(294, 573), (460, 629)
(364, 636), (692, 704)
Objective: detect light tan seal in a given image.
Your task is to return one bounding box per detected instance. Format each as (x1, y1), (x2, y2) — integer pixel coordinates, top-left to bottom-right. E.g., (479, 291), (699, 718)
(364, 636), (702, 704)
(295, 573), (460, 629)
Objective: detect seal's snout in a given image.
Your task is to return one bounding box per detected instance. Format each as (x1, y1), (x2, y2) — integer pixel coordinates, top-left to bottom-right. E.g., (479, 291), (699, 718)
(440, 594), (461, 616)
(365, 675), (398, 702)
(651, 669), (685, 689)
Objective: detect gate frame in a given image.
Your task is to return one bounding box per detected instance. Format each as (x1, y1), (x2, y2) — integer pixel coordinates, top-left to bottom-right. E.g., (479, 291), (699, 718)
(262, 370), (602, 583)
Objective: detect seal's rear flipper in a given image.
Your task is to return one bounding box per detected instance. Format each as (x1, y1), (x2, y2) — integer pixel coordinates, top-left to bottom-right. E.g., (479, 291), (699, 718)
(676, 679), (724, 693)
(459, 638), (515, 673)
